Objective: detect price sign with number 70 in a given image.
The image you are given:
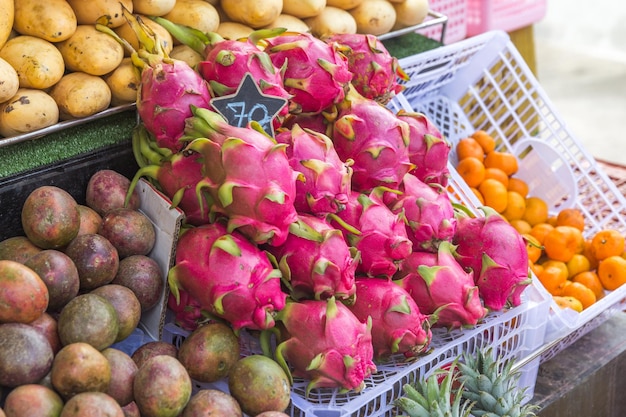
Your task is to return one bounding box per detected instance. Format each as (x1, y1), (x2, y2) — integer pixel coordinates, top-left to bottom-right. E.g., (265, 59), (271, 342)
(210, 73), (288, 138)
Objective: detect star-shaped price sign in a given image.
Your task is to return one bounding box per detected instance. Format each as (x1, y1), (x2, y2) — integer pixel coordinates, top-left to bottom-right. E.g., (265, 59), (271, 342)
(210, 72), (288, 138)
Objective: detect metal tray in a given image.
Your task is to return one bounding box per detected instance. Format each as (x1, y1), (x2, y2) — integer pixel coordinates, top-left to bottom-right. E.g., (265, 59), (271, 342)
(0, 103), (136, 149)
(378, 9), (449, 42)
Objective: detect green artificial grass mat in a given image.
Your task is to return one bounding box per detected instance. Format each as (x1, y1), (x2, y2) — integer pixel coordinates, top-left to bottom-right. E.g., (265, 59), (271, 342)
(0, 33), (438, 180)
(0, 110), (137, 179)
(383, 33), (442, 60)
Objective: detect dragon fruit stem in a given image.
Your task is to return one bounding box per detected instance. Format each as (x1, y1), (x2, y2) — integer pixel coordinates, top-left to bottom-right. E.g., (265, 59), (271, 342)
(150, 15), (213, 56)
(95, 21), (137, 57)
(326, 213), (361, 236)
(121, 5), (161, 57)
(288, 218), (325, 242)
(136, 130), (166, 166)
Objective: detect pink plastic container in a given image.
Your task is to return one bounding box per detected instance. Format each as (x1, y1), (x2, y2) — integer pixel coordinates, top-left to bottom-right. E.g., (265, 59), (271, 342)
(416, 0), (468, 44)
(465, 0), (547, 36)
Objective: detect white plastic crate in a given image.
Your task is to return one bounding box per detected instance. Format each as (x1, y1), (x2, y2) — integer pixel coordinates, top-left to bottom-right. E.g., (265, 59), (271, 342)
(162, 284), (549, 417)
(394, 30), (626, 348)
(465, 0), (547, 37)
(415, 0), (468, 44)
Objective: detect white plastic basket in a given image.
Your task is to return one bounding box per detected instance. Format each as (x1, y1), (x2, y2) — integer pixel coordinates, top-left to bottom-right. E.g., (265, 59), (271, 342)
(162, 284), (549, 417)
(393, 30), (626, 350)
(415, 0), (468, 44)
(465, 0), (547, 37)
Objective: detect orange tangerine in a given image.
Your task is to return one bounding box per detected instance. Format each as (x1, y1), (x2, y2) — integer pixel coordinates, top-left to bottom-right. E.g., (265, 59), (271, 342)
(582, 238), (600, 270)
(478, 178), (508, 213)
(543, 225), (584, 263)
(530, 261), (544, 277)
(556, 208), (585, 232)
(483, 167), (509, 187)
(540, 259), (569, 281)
(456, 156), (485, 188)
(483, 150), (519, 176)
(456, 137), (485, 161)
(565, 253), (591, 278)
(597, 255), (626, 291)
(553, 296), (583, 313)
(529, 222), (554, 245)
(522, 196), (549, 226)
(561, 281), (596, 310)
(471, 130), (496, 153)
(547, 215), (558, 227)
(590, 229), (626, 261)
(537, 264), (568, 296)
(507, 177), (529, 198)
(510, 219), (532, 235)
(572, 270), (605, 300)
(502, 191), (526, 221)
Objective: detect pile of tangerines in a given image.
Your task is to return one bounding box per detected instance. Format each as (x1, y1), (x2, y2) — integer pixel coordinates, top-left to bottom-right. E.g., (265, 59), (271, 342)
(454, 130), (626, 313)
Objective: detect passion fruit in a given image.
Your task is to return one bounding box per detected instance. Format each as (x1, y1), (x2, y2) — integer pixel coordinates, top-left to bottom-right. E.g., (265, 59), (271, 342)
(228, 354), (291, 416)
(21, 185), (80, 249)
(0, 259), (48, 324)
(177, 322), (240, 383)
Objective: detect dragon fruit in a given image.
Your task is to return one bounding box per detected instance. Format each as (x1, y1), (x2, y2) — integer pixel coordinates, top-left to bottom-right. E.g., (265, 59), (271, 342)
(167, 289), (205, 331)
(268, 297), (376, 394)
(152, 18), (293, 124)
(275, 123), (352, 215)
(332, 85), (413, 192)
(106, 9), (212, 153)
(324, 33), (408, 105)
(279, 111), (336, 141)
(265, 214), (358, 302)
(184, 106), (300, 247)
(331, 189), (412, 278)
(265, 32), (354, 115)
(453, 206), (531, 311)
(126, 129), (210, 226)
(168, 222), (287, 331)
(396, 109), (451, 186)
(347, 277), (432, 360)
(394, 241), (487, 329)
(385, 173), (457, 253)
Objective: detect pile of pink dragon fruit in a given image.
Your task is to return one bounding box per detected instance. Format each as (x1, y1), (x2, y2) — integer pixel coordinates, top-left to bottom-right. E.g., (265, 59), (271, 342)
(123, 15), (532, 395)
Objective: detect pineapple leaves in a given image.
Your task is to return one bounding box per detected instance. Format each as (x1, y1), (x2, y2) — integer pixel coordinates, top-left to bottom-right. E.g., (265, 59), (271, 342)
(395, 348), (538, 417)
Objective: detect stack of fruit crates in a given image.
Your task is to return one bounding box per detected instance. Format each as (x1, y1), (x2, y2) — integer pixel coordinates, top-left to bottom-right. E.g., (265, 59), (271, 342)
(415, 0), (468, 44)
(465, 0), (547, 36)
(393, 29), (626, 356)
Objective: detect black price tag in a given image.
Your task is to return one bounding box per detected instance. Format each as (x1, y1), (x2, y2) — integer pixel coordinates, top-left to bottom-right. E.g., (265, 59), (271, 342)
(210, 72), (288, 137)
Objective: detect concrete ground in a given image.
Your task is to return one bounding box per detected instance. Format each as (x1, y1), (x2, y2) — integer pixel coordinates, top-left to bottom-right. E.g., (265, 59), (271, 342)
(533, 0), (626, 166)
